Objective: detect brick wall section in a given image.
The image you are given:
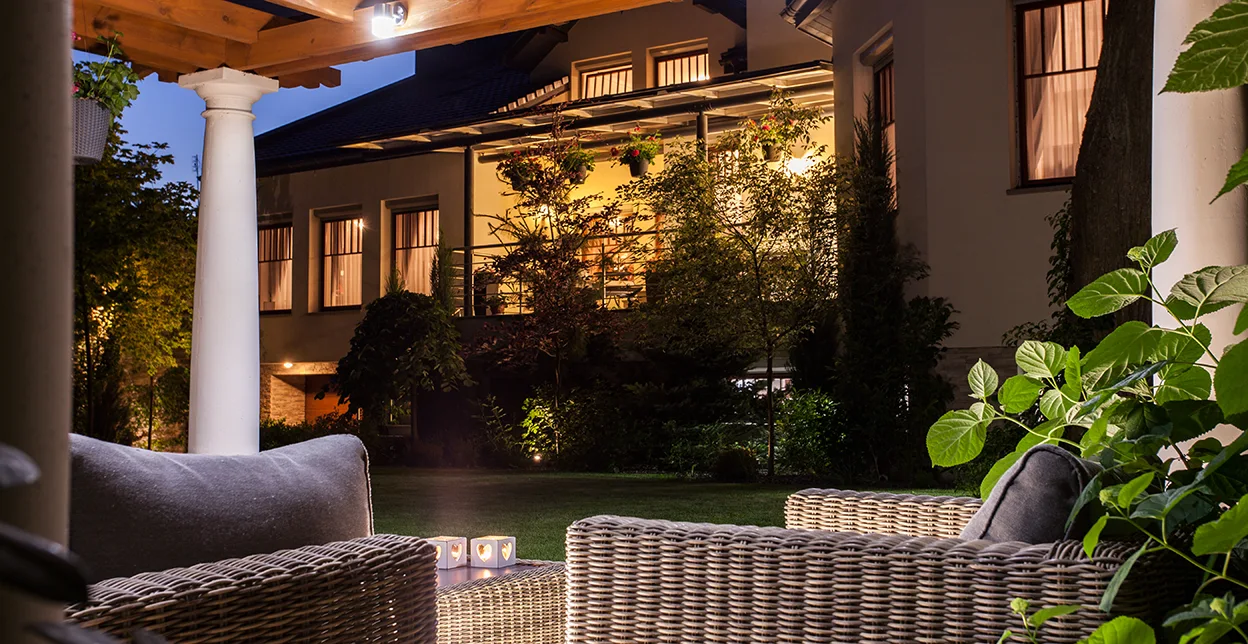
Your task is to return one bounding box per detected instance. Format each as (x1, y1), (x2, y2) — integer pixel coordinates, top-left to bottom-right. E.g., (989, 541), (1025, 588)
(259, 362), (339, 422)
(938, 346), (1018, 409)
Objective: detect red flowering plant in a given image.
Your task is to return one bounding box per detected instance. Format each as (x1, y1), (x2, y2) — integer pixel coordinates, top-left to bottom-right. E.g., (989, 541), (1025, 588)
(741, 91), (825, 159)
(498, 149), (544, 192)
(612, 128), (662, 166)
(73, 33), (140, 118)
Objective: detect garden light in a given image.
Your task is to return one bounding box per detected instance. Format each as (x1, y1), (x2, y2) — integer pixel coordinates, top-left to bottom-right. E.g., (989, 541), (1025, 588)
(471, 535), (516, 568)
(427, 536), (468, 569)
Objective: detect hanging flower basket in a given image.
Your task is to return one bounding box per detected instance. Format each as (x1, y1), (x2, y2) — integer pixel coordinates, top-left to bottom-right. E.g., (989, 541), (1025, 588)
(627, 157), (650, 178)
(761, 144), (782, 163)
(613, 129), (661, 179)
(73, 99), (112, 165)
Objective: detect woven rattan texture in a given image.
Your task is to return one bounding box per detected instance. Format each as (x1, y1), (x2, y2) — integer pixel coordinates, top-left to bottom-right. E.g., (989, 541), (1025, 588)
(67, 534), (438, 643)
(785, 488), (983, 537)
(436, 560), (566, 644)
(566, 511), (1191, 643)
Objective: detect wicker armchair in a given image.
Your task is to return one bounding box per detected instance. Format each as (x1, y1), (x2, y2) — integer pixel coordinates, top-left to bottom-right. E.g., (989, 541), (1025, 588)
(566, 489), (1193, 643)
(66, 534), (438, 643)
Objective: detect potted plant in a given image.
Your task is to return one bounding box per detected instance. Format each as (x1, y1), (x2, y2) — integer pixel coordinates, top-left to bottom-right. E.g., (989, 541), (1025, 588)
(746, 114), (789, 161)
(472, 267), (501, 316)
(561, 146), (596, 184)
(72, 33), (139, 165)
(484, 294), (507, 316)
(612, 129), (662, 177)
(497, 150), (542, 192)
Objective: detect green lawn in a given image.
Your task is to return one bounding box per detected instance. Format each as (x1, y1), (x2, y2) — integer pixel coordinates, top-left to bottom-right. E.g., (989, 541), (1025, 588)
(371, 468), (952, 561)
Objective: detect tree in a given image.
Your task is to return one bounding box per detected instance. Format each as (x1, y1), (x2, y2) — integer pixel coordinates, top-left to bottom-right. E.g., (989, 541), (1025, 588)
(625, 93), (838, 478)
(73, 131), (197, 445)
(327, 273), (471, 438)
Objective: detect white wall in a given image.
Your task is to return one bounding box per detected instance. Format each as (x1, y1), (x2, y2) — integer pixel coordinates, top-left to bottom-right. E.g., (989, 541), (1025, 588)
(747, 0), (832, 69)
(830, 0), (1066, 348)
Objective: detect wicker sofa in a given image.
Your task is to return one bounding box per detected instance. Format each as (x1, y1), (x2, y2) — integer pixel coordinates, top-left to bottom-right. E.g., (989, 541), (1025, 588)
(65, 534), (439, 642)
(566, 489), (1192, 643)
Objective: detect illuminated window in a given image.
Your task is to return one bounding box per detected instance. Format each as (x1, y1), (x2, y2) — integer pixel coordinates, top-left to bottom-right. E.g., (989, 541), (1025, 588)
(258, 225), (292, 312)
(656, 50), (710, 86)
(394, 208), (439, 294)
(322, 218), (363, 308)
(1018, 0), (1107, 183)
(581, 64), (633, 99)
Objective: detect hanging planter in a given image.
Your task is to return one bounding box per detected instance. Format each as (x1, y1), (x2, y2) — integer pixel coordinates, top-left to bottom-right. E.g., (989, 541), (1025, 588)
(562, 146), (596, 185)
(613, 128), (661, 179)
(761, 144), (782, 163)
(73, 99), (112, 165)
(71, 33), (139, 166)
(498, 151), (541, 192)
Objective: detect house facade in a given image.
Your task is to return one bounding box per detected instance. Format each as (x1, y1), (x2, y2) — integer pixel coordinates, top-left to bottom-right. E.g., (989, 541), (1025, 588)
(254, 0), (1100, 423)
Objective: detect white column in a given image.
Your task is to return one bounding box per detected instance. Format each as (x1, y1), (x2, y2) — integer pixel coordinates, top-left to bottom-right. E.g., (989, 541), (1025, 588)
(0, 1), (73, 639)
(180, 68), (278, 455)
(1153, 0), (1248, 357)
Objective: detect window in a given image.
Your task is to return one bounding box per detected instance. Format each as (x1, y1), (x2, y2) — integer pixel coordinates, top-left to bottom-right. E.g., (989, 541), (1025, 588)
(874, 59), (896, 186)
(322, 217), (363, 308)
(1018, 0), (1107, 183)
(394, 208), (439, 295)
(656, 50), (710, 87)
(580, 64), (633, 99)
(258, 225), (292, 312)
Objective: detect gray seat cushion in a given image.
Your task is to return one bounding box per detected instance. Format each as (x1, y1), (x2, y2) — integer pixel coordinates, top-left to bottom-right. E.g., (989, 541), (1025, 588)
(960, 444), (1100, 544)
(70, 434), (373, 582)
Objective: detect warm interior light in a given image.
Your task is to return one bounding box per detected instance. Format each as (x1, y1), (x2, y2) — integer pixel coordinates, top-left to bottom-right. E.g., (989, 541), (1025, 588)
(477, 543), (493, 561)
(501, 542), (512, 561)
(435, 544), (442, 559)
(451, 543), (463, 560)
(533, 453), (543, 463)
(785, 153), (818, 175)
(282, 362), (294, 369)
(372, 2), (406, 39)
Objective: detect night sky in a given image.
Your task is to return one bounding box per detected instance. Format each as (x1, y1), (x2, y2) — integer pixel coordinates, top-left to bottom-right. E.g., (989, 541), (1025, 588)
(76, 51), (416, 186)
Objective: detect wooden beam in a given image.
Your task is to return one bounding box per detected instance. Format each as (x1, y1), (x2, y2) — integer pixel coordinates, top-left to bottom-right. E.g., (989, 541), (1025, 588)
(75, 1), (234, 70)
(265, 0), (359, 23)
(244, 0), (679, 71)
(277, 67), (341, 88)
(94, 0), (271, 43)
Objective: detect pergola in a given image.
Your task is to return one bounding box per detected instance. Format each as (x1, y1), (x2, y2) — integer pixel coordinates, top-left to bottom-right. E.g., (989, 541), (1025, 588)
(2, 1), (676, 636)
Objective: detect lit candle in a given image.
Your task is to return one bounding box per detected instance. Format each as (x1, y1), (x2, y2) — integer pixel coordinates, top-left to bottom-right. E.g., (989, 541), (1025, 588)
(470, 535), (516, 569)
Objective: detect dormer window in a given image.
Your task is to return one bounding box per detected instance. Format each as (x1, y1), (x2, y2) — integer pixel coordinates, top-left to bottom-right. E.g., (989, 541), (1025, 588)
(656, 50), (710, 86)
(580, 64), (633, 99)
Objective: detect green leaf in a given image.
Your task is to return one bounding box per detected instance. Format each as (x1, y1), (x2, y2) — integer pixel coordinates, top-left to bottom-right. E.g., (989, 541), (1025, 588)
(1083, 515), (1108, 559)
(1067, 268), (1149, 318)
(1163, 0), (1248, 94)
(1169, 265), (1248, 319)
(1178, 622), (1233, 644)
(1167, 295), (1200, 321)
(1032, 604), (1081, 628)
(1237, 304), (1248, 335)
(1098, 546), (1149, 613)
(980, 450), (1022, 500)
(1040, 389), (1076, 422)
(1127, 229), (1178, 269)
(1080, 416), (1109, 458)
(1082, 322), (1165, 391)
(1080, 616), (1156, 644)
(927, 409), (989, 467)
(1166, 400), (1226, 443)
(1063, 345), (1083, 399)
(1017, 418), (1065, 453)
(1017, 340), (1068, 379)
(1156, 366), (1213, 405)
(1067, 475), (1103, 531)
(1193, 493), (1248, 555)
(999, 375), (1044, 414)
(1153, 326), (1212, 368)
(1216, 341), (1248, 426)
(1118, 472), (1155, 508)
(968, 360), (999, 401)
(1216, 147), (1248, 201)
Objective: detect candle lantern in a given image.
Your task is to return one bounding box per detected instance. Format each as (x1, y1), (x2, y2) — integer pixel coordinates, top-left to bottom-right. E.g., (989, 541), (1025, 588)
(428, 536), (468, 569)
(470, 535), (516, 568)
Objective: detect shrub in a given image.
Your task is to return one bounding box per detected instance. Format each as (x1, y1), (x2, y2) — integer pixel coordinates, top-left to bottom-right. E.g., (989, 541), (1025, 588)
(711, 446), (759, 483)
(773, 390), (837, 477)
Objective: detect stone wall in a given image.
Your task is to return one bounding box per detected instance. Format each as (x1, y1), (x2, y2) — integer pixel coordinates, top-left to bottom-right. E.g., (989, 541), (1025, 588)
(259, 362), (338, 422)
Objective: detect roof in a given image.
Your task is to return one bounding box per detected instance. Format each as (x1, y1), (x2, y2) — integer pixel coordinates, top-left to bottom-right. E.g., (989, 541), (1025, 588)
(255, 64), (539, 163)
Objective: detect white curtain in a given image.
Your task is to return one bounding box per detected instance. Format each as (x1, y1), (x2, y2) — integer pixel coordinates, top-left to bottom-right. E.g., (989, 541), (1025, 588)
(395, 209), (439, 294)
(323, 218), (363, 307)
(1022, 0), (1103, 181)
(258, 226), (292, 311)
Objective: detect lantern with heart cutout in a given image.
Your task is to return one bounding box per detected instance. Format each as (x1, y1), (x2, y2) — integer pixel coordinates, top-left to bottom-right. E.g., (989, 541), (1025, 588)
(470, 535), (516, 568)
(428, 536), (468, 569)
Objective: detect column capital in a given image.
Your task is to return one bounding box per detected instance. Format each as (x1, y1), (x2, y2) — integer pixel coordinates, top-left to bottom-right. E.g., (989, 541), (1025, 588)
(179, 67), (279, 112)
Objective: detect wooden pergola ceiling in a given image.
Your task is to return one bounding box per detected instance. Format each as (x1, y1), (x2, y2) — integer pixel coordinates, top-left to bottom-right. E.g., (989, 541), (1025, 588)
(72, 0), (679, 89)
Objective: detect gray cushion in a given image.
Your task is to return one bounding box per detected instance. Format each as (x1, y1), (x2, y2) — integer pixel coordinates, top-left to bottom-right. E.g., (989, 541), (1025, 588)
(959, 444), (1100, 544)
(70, 434), (373, 582)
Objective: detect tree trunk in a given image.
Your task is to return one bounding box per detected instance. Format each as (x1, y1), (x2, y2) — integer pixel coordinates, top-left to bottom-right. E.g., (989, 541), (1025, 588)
(81, 289), (94, 437)
(765, 351), (775, 481)
(1068, 0), (1154, 324)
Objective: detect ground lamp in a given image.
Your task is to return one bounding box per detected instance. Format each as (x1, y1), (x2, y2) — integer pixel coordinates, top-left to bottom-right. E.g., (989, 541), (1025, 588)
(470, 535), (516, 569)
(428, 536), (468, 570)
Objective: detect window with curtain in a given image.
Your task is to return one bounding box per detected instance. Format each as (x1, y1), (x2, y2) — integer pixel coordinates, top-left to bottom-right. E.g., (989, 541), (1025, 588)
(322, 217), (363, 308)
(394, 208), (439, 295)
(580, 64), (633, 99)
(258, 225), (292, 312)
(656, 50), (710, 87)
(1018, 0), (1106, 183)
(875, 59), (896, 188)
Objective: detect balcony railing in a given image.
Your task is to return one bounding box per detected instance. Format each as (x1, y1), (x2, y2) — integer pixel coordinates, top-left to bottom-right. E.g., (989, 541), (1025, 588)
(453, 231), (656, 317)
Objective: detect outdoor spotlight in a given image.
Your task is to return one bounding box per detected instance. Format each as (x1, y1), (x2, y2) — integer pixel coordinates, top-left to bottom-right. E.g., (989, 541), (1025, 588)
(372, 2), (406, 39)
(282, 362), (294, 369)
